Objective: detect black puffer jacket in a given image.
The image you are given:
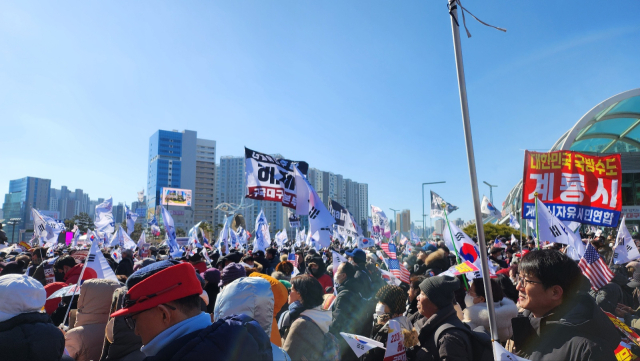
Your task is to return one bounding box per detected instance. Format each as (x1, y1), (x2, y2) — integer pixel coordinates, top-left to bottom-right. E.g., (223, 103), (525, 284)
(511, 292), (620, 361)
(0, 312), (65, 361)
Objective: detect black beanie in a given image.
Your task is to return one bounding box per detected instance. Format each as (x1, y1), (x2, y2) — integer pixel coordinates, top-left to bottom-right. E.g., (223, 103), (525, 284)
(418, 275), (460, 309)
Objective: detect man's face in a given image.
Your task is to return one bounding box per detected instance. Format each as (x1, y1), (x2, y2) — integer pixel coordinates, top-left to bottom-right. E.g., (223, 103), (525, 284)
(416, 290), (438, 318)
(516, 272), (562, 317)
(309, 264), (319, 273)
(266, 253), (273, 260)
(31, 254), (42, 265)
(132, 306), (171, 345)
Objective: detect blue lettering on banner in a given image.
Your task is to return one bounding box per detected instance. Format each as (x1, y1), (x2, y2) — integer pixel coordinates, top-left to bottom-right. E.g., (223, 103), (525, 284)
(522, 202), (619, 227)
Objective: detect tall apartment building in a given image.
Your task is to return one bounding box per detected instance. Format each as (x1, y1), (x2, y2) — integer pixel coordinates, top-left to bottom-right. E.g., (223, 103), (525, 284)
(2, 177), (51, 243)
(147, 129), (216, 231)
(396, 209), (411, 233)
(49, 186), (91, 219)
(358, 184), (369, 231)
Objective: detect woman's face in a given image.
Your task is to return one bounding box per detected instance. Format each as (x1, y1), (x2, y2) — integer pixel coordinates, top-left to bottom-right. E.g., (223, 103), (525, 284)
(409, 286), (420, 302)
(288, 287), (301, 305)
(468, 283), (485, 304)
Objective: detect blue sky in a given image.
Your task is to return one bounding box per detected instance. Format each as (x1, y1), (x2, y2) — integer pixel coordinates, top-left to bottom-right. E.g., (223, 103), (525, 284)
(1, 1), (639, 225)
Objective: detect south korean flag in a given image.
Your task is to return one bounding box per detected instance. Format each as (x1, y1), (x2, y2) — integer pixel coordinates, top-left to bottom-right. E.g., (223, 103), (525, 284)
(613, 216), (640, 264)
(534, 198), (573, 246)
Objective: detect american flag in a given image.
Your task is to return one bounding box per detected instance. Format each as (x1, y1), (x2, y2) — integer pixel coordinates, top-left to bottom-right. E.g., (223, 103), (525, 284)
(494, 238), (506, 248)
(381, 242), (397, 259)
(579, 243), (614, 291)
(385, 258), (410, 284)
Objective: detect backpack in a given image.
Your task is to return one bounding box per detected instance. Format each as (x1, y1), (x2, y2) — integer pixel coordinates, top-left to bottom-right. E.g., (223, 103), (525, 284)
(299, 315), (341, 361)
(434, 321), (494, 361)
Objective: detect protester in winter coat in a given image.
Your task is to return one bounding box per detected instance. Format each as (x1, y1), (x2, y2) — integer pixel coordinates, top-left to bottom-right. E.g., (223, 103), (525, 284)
(0, 274), (65, 361)
(345, 248), (375, 298)
(250, 273), (289, 347)
(213, 276), (290, 360)
(115, 249), (135, 277)
(409, 275), (473, 361)
(489, 247), (509, 269)
(305, 253), (333, 293)
(405, 276), (425, 325)
(66, 278), (121, 361)
(99, 287), (144, 361)
(423, 249), (450, 275)
(54, 256), (98, 285)
(330, 262), (367, 361)
(510, 249), (620, 360)
(111, 261), (276, 361)
(279, 275), (332, 361)
(201, 268), (220, 314)
(362, 285), (419, 361)
(462, 278), (517, 343)
(44, 281), (68, 315)
(275, 261), (294, 280)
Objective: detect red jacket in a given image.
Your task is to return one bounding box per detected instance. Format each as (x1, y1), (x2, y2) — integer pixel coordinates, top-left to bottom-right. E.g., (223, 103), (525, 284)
(315, 273), (333, 294)
(64, 263), (97, 285)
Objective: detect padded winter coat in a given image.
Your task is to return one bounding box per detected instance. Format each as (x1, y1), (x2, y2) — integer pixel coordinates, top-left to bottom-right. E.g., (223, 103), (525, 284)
(249, 273), (289, 346)
(143, 314), (274, 361)
(65, 278), (121, 361)
(463, 297), (518, 343)
(0, 312), (65, 361)
(282, 306), (332, 361)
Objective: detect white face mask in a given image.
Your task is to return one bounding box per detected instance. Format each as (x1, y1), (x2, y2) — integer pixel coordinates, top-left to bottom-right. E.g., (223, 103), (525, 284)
(375, 303), (387, 317)
(334, 274), (341, 285)
(497, 255), (503, 260)
(464, 294), (476, 308)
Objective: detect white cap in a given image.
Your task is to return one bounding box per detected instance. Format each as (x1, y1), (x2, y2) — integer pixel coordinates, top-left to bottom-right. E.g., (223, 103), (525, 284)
(0, 274), (46, 322)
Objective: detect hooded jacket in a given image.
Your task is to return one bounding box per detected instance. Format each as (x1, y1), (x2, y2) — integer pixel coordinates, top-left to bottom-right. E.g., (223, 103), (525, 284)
(282, 306), (332, 361)
(99, 287), (144, 361)
(0, 312), (65, 361)
(463, 297), (518, 343)
(65, 278), (121, 361)
(511, 292), (620, 361)
(305, 254), (332, 293)
(250, 273), (289, 346)
(214, 277), (290, 361)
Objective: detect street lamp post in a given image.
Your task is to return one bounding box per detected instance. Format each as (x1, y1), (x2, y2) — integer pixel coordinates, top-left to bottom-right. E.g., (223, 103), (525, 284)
(483, 181), (498, 204)
(422, 181), (446, 240)
(7, 218), (22, 244)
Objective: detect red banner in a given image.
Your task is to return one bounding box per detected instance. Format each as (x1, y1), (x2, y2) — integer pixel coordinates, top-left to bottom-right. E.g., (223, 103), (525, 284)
(522, 150), (622, 227)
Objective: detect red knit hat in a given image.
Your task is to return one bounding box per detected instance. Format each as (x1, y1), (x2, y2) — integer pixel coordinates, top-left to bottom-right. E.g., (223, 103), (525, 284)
(110, 263), (202, 318)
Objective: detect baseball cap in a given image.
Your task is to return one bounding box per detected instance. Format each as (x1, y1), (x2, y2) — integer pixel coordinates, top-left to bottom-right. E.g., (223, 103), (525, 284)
(110, 262), (202, 318)
(345, 248), (366, 263)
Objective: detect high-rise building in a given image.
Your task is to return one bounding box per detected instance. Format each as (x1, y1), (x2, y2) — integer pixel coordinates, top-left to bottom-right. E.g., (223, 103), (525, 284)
(358, 183), (369, 231)
(49, 187), (91, 220)
(195, 139), (216, 226)
(434, 219), (446, 238)
(396, 209), (411, 233)
(113, 203), (125, 224)
(147, 129), (216, 231)
(2, 177), (51, 243)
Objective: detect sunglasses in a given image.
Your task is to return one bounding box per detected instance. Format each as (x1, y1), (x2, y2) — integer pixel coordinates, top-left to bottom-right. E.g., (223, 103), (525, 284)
(124, 303), (176, 330)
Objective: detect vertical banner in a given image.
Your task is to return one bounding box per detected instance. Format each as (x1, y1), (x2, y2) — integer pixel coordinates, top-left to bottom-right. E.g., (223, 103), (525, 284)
(244, 147), (309, 209)
(522, 150), (622, 227)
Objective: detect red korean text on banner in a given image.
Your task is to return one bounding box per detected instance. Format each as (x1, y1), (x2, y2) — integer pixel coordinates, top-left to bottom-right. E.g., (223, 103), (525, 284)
(522, 150), (622, 227)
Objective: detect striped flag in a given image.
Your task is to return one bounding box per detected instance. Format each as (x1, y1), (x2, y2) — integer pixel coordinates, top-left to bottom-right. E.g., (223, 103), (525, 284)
(381, 242), (397, 259)
(579, 243), (614, 291)
(385, 258), (410, 284)
(494, 238), (506, 248)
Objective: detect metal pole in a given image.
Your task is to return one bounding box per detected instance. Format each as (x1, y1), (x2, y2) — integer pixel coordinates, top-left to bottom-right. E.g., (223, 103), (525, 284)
(11, 225), (15, 244)
(422, 186), (425, 240)
(447, 0), (499, 342)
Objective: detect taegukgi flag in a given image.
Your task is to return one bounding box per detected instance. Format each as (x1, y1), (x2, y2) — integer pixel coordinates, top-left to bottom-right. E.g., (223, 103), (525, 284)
(613, 216), (640, 264)
(294, 164), (335, 248)
(481, 195), (502, 219)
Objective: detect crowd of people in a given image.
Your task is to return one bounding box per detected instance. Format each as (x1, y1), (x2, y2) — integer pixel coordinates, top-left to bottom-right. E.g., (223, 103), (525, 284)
(0, 230), (636, 360)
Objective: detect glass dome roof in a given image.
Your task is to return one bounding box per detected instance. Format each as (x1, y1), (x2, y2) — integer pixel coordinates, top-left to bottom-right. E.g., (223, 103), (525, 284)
(551, 90), (640, 153)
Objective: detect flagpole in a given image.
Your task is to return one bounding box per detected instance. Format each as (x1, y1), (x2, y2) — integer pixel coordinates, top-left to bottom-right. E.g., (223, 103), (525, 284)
(443, 206), (469, 289)
(519, 216), (523, 253)
(447, 0), (499, 343)
(534, 194), (540, 250)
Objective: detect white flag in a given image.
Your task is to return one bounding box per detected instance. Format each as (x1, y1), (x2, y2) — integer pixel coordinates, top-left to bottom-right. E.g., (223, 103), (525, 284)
(481, 196), (502, 219)
(509, 214), (521, 229)
(86, 236), (118, 281)
(109, 225), (137, 250)
(94, 198), (115, 234)
(339, 333), (385, 358)
(31, 209), (58, 246)
(254, 212), (270, 253)
(294, 164), (335, 248)
(125, 205), (138, 236)
(492, 341), (530, 361)
(384, 319), (406, 361)
(613, 216), (640, 264)
(379, 268), (402, 286)
(534, 198), (573, 246)
(275, 230), (288, 247)
(442, 222), (485, 279)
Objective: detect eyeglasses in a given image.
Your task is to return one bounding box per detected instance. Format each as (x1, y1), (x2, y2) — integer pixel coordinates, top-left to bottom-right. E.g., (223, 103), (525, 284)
(124, 303), (176, 330)
(516, 276), (543, 287)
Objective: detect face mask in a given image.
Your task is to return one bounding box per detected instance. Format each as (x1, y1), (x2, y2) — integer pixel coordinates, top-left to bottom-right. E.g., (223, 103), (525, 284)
(375, 303), (387, 317)
(334, 274), (342, 285)
(497, 255), (503, 260)
(464, 294), (476, 308)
